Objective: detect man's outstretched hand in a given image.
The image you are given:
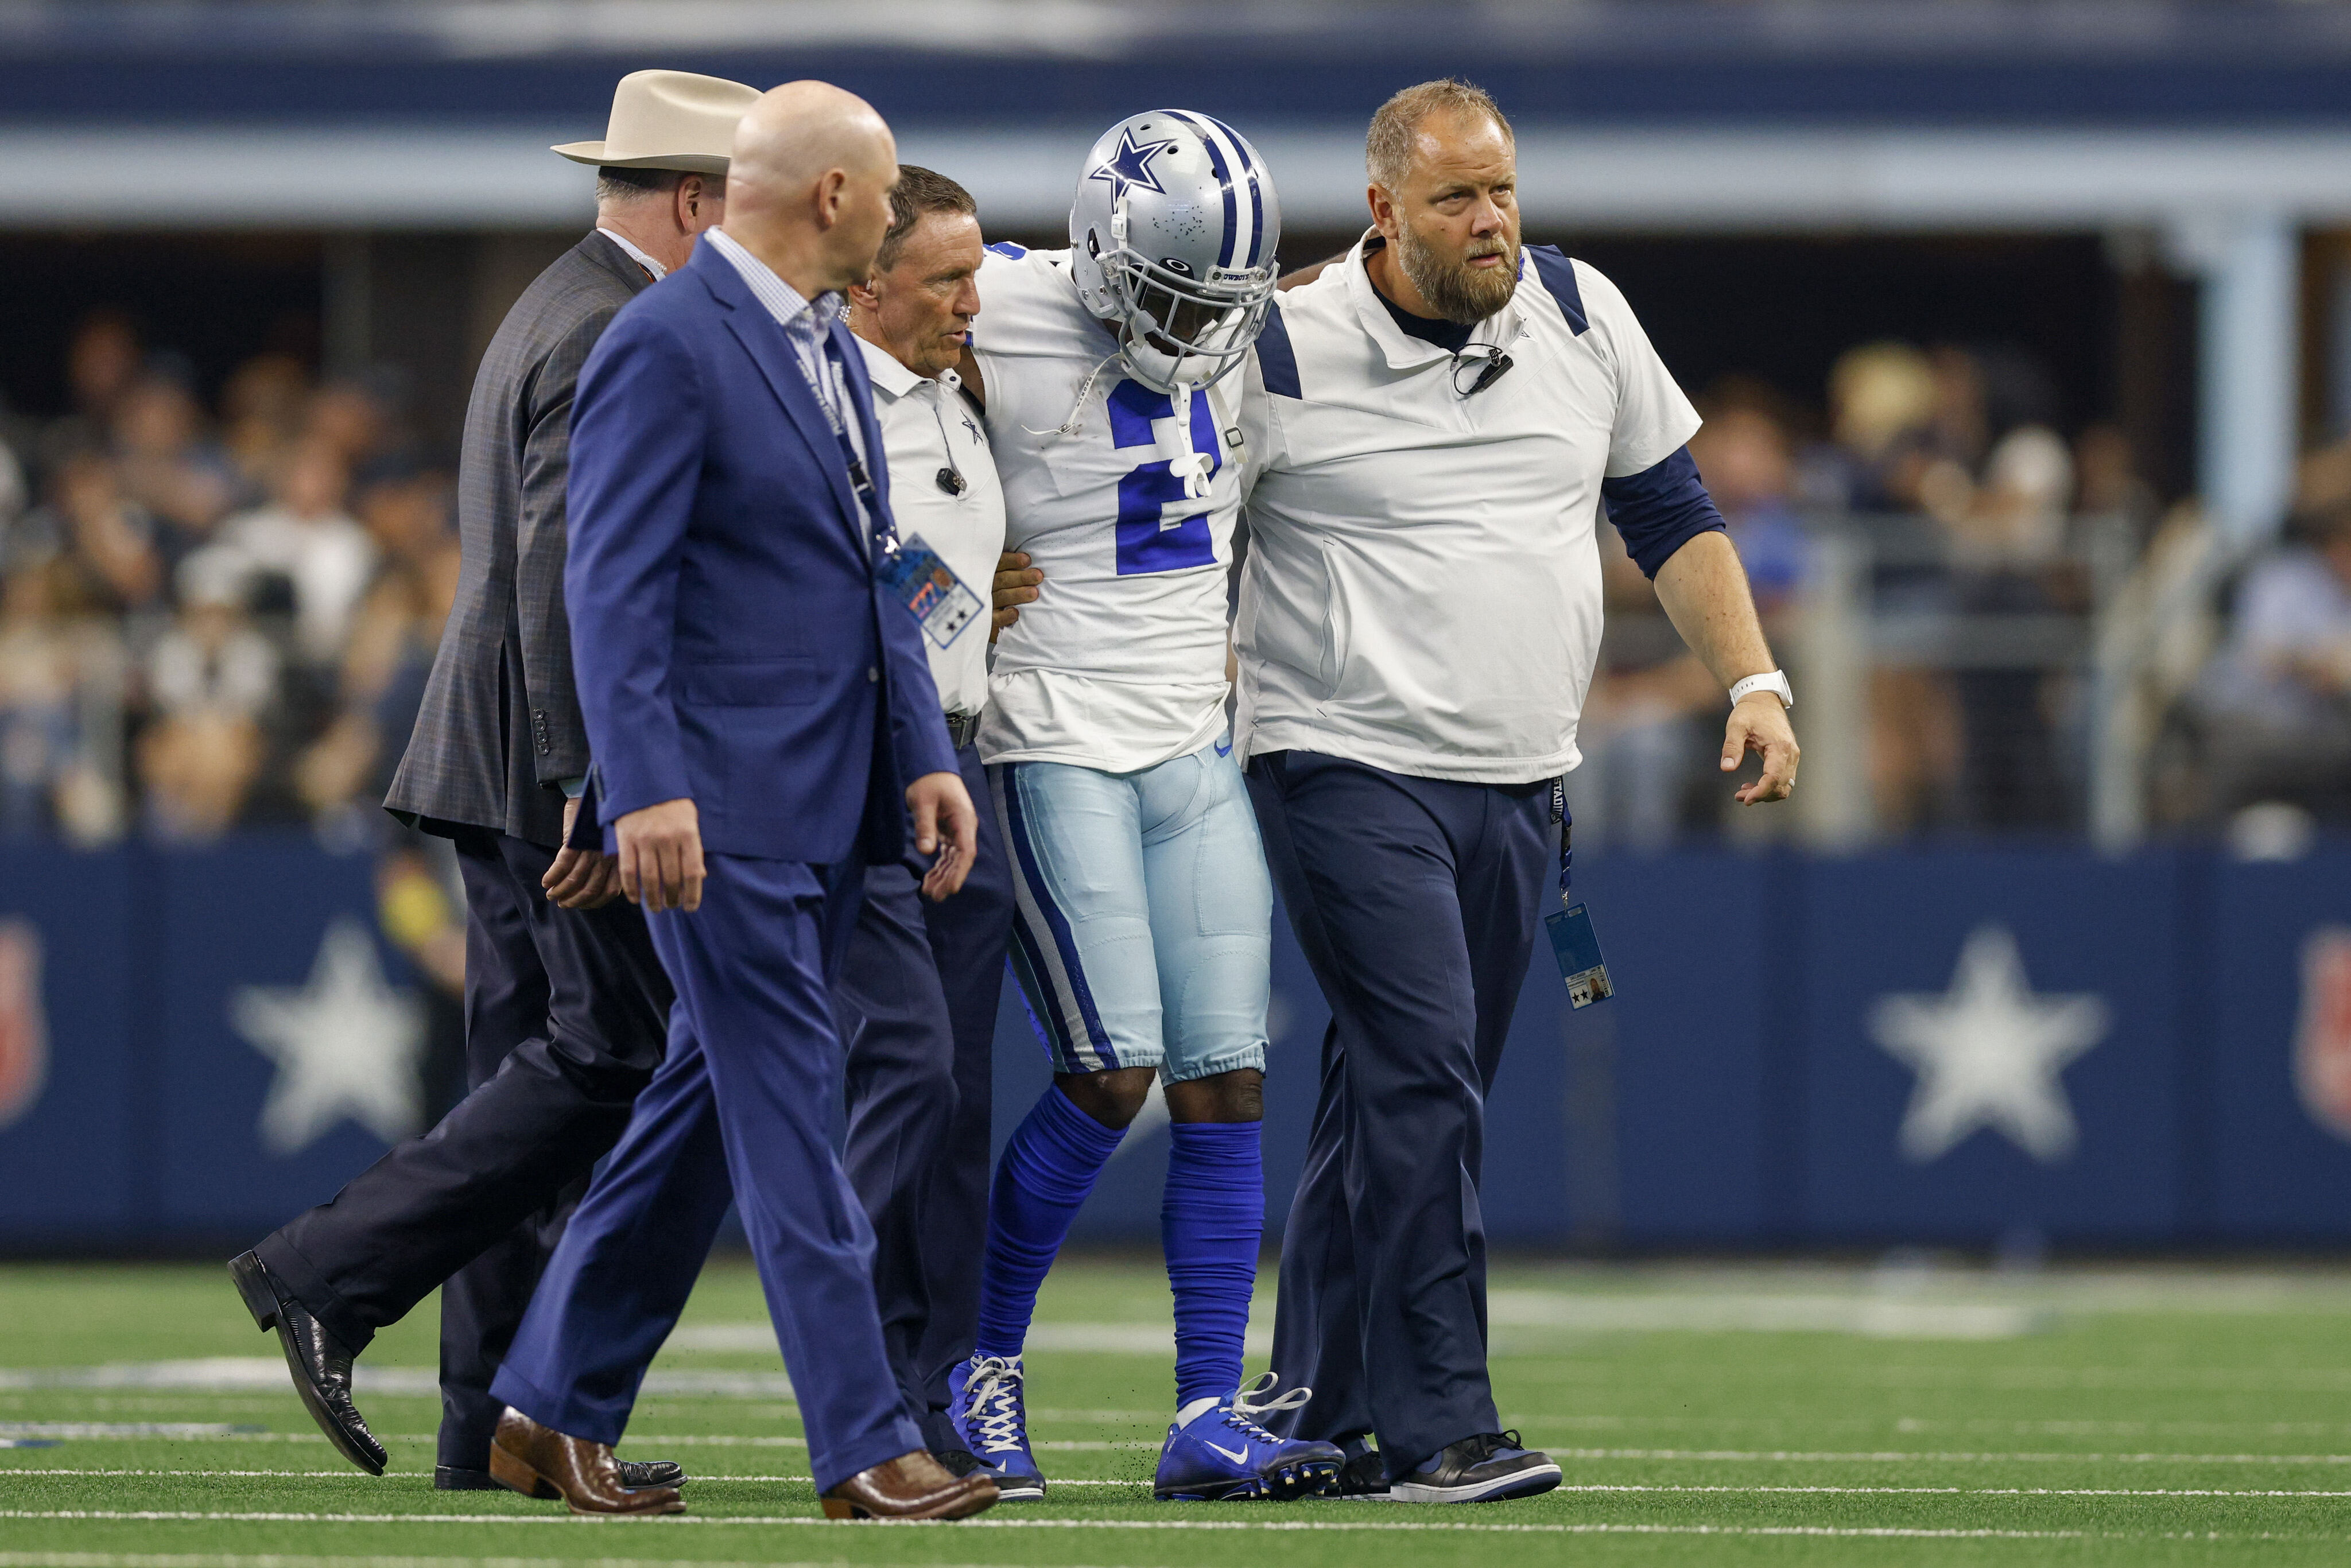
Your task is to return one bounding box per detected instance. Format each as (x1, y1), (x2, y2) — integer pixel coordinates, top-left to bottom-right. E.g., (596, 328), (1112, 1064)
(907, 770), (979, 901)
(614, 797), (705, 913)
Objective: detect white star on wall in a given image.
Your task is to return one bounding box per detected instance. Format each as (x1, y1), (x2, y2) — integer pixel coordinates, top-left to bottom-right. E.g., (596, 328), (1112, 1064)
(231, 915), (425, 1156)
(1868, 924), (2111, 1165)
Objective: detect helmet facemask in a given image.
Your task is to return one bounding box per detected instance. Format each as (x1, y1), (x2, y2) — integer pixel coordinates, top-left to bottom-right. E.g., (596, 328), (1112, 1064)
(1097, 205), (1276, 393)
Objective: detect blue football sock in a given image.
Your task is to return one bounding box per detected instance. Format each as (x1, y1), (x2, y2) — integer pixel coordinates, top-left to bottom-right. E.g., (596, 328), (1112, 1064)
(973, 1085), (1127, 1360)
(1162, 1119), (1263, 1410)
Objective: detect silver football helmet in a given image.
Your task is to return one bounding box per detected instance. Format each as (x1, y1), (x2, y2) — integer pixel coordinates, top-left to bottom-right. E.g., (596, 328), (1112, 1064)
(1069, 110), (1282, 393)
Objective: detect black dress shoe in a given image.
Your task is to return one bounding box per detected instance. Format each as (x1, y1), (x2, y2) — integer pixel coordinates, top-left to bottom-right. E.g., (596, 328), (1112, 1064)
(620, 1458), (688, 1488)
(439, 1460), (689, 1491)
(228, 1251), (386, 1476)
(1333, 1447), (1390, 1499)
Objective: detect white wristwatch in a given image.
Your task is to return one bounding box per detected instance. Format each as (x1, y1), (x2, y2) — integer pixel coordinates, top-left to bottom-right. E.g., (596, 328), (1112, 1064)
(1728, 669), (1794, 709)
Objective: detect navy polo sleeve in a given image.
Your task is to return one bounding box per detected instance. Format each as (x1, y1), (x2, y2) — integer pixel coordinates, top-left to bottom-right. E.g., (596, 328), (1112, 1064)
(1600, 445), (1727, 580)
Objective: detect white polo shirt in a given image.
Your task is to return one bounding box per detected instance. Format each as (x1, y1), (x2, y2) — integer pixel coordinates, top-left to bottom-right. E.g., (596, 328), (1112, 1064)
(855, 333), (1006, 718)
(1233, 233), (1700, 783)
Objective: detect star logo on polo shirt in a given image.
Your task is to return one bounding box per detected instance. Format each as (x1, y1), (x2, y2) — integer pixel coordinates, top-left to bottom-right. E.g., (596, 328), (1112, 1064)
(1868, 924), (2109, 1165)
(232, 915), (425, 1156)
(1088, 129), (1179, 201)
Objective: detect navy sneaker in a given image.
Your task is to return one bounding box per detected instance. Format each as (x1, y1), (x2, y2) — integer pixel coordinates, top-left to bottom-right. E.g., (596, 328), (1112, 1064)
(1389, 1430), (1561, 1504)
(946, 1354), (1046, 1501)
(1154, 1375), (1345, 1502)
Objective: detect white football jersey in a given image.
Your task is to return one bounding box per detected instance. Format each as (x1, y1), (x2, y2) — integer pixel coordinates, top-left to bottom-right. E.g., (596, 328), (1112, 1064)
(971, 244), (1251, 773)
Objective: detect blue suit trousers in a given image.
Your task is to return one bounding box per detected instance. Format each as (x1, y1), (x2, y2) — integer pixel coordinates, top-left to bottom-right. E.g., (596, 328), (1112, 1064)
(490, 849), (925, 1492)
(1244, 749), (1552, 1477)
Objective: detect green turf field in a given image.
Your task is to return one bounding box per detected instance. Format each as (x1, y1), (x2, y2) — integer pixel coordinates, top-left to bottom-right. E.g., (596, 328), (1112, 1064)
(5, 1256), (2351, 1565)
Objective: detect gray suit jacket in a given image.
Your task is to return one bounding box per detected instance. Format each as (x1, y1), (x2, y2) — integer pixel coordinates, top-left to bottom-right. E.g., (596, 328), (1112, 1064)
(386, 231), (652, 847)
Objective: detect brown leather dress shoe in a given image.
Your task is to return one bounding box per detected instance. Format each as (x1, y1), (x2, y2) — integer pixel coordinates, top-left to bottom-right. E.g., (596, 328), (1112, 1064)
(488, 1407), (684, 1515)
(821, 1449), (999, 1520)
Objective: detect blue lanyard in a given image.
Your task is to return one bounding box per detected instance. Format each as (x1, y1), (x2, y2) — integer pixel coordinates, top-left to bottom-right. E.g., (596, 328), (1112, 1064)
(789, 323), (895, 556)
(1552, 777), (1572, 905)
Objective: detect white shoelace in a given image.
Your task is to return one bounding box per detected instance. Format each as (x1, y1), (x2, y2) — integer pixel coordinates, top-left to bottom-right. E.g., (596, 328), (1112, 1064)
(963, 1356), (1030, 1456)
(1225, 1372), (1313, 1443)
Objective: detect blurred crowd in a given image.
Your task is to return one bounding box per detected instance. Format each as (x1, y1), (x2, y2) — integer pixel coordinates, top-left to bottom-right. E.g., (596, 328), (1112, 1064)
(3, 310), (2344, 855)
(0, 310), (472, 1103)
(2180, 443), (2351, 829)
(1577, 336), (2202, 845)
(0, 311), (459, 848)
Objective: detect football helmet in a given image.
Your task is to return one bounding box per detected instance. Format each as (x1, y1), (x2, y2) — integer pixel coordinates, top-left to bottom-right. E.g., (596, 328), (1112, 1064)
(1069, 110), (1282, 393)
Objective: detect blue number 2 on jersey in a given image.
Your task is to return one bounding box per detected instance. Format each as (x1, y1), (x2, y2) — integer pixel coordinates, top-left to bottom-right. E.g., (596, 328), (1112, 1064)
(1106, 379), (1221, 576)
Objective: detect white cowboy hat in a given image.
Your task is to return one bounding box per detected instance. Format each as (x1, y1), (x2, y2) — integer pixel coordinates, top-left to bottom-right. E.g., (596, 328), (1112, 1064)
(552, 69), (762, 176)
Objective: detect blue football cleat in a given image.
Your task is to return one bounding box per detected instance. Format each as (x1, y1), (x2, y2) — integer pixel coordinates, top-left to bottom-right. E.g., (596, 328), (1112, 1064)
(1154, 1374), (1345, 1501)
(947, 1354), (1046, 1501)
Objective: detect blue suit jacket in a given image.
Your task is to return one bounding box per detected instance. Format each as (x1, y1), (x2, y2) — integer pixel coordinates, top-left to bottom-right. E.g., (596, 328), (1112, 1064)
(564, 239), (956, 863)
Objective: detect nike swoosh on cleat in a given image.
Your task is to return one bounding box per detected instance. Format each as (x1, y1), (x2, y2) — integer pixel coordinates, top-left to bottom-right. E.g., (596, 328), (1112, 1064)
(1206, 1442), (1250, 1464)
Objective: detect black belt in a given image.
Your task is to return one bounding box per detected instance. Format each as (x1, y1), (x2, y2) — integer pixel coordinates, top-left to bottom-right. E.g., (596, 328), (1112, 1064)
(944, 709), (982, 750)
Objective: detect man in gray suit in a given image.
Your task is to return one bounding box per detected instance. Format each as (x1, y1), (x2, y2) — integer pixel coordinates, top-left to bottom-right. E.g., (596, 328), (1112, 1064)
(227, 71), (758, 1492)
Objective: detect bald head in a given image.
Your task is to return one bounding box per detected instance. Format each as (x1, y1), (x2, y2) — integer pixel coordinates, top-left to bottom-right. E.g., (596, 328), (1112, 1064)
(722, 80), (899, 297)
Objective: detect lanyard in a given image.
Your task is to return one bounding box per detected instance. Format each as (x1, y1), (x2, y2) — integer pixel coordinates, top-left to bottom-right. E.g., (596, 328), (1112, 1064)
(1552, 776), (1572, 906)
(787, 319), (896, 555)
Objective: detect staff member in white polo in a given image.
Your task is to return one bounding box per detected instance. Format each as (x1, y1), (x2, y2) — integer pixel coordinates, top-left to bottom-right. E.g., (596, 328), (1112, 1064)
(1233, 79), (1798, 1505)
(833, 165), (1017, 1477)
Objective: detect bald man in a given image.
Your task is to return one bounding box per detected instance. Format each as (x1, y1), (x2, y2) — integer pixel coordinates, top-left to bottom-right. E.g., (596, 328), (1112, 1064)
(482, 82), (995, 1524)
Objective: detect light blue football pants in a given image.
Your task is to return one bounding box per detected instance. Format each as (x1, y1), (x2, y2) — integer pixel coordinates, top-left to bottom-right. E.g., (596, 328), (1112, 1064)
(989, 738), (1271, 1082)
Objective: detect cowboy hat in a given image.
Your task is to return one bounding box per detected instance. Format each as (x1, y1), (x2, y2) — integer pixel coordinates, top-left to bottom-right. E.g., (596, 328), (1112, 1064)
(552, 69), (761, 176)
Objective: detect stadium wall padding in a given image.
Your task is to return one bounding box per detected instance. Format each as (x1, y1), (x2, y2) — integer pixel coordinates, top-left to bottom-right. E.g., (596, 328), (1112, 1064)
(2, 839), (2348, 1250)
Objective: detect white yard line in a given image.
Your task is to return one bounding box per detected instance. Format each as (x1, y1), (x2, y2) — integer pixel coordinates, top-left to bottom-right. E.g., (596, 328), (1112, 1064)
(1, 1428), (254, 1439)
(0, 1473), (1143, 1489)
(10, 1473), (2351, 1499)
(4, 1510), (2349, 1542)
(0, 1371), (789, 1401)
(1543, 1446), (2351, 1465)
(0, 1556), (1143, 1568)
(1551, 1483), (2351, 1498)
(12, 1511), (2351, 1543)
(24, 1430), (2351, 1464)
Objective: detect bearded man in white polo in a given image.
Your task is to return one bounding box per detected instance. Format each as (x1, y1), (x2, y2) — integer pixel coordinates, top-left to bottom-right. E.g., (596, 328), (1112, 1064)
(1234, 78), (1799, 1503)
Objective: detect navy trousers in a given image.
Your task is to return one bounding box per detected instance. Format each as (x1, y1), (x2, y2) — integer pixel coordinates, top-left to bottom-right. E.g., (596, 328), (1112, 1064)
(255, 826), (671, 1473)
(835, 743), (1014, 1456)
(1243, 750), (1552, 1477)
(490, 850), (926, 1492)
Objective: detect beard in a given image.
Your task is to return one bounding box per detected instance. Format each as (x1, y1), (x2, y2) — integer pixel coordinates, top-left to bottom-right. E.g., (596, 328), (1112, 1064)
(1394, 219), (1519, 325)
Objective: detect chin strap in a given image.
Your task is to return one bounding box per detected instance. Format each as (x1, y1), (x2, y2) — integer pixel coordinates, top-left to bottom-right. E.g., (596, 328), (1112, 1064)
(1020, 350), (1125, 439)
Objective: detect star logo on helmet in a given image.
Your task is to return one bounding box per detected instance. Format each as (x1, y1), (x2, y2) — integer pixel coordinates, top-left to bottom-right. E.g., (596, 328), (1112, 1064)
(1088, 129), (1179, 201)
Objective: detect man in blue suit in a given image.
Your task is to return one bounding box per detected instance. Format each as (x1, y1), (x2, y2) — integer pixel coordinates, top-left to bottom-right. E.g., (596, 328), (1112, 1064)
(482, 81), (998, 1525)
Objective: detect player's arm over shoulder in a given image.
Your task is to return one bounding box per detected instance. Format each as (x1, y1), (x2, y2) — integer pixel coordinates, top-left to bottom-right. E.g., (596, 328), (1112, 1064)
(960, 241), (1056, 411)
